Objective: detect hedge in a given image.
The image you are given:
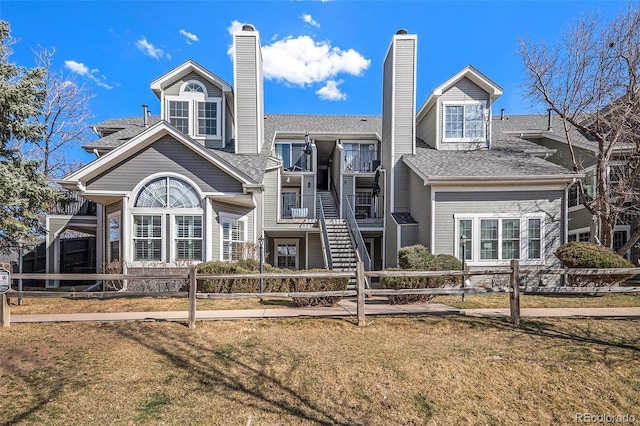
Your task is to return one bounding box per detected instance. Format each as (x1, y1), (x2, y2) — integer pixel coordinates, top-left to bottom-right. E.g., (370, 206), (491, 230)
(382, 245), (462, 304)
(555, 242), (635, 286)
(196, 261), (348, 307)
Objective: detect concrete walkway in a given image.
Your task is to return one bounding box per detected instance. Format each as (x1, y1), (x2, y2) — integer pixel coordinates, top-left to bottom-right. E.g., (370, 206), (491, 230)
(7, 299), (640, 324)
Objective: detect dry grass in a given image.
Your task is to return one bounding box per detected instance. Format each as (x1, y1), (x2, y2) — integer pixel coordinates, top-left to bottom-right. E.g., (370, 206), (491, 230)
(7, 296), (290, 315)
(435, 293), (640, 309)
(1, 316), (640, 424)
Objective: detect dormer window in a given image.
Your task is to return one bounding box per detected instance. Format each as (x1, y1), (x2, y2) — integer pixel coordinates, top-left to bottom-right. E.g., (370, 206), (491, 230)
(165, 80), (222, 142)
(443, 102), (485, 141)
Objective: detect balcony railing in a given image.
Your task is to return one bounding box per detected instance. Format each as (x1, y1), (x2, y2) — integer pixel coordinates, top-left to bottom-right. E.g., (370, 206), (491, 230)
(54, 191), (97, 216)
(281, 194), (316, 219)
(345, 194), (384, 221)
(274, 145), (312, 172)
(343, 149), (379, 173)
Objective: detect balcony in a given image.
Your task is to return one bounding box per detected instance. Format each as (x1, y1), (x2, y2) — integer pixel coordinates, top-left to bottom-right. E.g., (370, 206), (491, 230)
(281, 194), (316, 220)
(275, 144), (312, 172)
(53, 191), (97, 216)
(343, 148), (379, 173)
(345, 194), (384, 227)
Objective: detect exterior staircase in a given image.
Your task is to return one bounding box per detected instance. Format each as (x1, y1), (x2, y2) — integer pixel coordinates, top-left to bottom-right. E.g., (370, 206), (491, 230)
(317, 191), (358, 272)
(325, 219), (358, 272)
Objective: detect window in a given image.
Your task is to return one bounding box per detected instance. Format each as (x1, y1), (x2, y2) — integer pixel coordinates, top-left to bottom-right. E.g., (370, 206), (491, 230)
(354, 191), (372, 219)
(169, 101), (189, 133)
(221, 216), (246, 261)
(459, 220), (472, 261)
(276, 240), (298, 269)
(275, 143), (310, 171)
(165, 80), (222, 140)
(133, 215), (162, 261)
(444, 104), (485, 140)
(568, 170), (595, 208)
(613, 227), (630, 258)
(527, 219), (541, 259)
(197, 102), (217, 136)
(480, 219), (499, 260)
(131, 176), (203, 263)
(343, 143), (377, 172)
(175, 215), (202, 260)
(108, 213), (120, 262)
(457, 214), (545, 263)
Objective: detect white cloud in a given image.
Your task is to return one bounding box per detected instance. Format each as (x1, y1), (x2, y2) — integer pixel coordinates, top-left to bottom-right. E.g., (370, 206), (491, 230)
(316, 80), (346, 101)
(180, 29), (199, 44)
(136, 37), (165, 60)
(301, 13), (320, 28)
(262, 35), (370, 86)
(64, 60), (114, 89)
(226, 20), (246, 57)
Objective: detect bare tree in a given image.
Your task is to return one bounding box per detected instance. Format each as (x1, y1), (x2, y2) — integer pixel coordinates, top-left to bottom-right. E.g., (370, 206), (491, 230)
(22, 47), (95, 180)
(518, 4), (640, 254)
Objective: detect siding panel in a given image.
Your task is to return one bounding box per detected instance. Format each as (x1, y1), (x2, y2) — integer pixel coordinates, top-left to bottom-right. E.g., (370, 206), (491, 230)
(164, 72), (223, 97)
(86, 136), (244, 193)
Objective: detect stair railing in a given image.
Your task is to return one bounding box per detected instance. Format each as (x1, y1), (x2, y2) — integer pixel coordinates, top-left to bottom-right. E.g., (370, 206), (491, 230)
(345, 198), (371, 278)
(317, 196), (333, 270)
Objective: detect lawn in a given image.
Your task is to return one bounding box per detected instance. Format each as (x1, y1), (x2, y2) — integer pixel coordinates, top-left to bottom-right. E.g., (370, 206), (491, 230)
(1, 316), (640, 424)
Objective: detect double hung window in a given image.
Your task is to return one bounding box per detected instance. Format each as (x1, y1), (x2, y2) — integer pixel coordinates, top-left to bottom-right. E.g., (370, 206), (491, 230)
(166, 80), (221, 140)
(275, 240), (298, 269)
(444, 104), (485, 140)
(457, 214), (544, 263)
(221, 216), (246, 261)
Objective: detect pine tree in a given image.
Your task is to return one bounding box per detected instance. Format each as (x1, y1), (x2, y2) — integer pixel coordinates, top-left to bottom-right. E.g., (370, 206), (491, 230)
(0, 20), (60, 253)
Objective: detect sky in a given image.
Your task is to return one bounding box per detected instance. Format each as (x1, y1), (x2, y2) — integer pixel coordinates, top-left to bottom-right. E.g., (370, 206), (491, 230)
(0, 0), (633, 164)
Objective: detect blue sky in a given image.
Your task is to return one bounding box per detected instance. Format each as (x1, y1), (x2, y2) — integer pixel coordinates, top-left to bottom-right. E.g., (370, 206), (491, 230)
(0, 1), (631, 132)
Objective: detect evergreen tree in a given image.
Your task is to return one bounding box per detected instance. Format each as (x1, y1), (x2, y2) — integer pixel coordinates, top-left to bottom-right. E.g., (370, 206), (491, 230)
(0, 20), (60, 253)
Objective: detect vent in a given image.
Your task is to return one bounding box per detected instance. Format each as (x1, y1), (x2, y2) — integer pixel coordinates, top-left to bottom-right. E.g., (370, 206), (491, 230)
(396, 29), (408, 35)
(242, 24), (255, 31)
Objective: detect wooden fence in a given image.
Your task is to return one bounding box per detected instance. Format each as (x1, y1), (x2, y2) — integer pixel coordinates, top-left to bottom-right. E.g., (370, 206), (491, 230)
(2, 260), (640, 329)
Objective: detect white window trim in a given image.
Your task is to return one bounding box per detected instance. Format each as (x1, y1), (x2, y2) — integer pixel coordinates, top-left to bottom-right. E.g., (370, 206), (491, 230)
(454, 213), (546, 266)
(171, 214), (204, 262)
(613, 224), (631, 257)
(274, 238), (299, 269)
(274, 140), (312, 172)
(107, 211), (121, 263)
(219, 212), (248, 261)
(442, 100), (487, 143)
(129, 175), (204, 266)
(567, 227), (591, 243)
(165, 80), (222, 141)
(568, 165), (596, 212)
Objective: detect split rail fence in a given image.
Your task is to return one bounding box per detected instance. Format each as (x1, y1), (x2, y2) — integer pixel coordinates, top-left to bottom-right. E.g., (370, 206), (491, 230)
(2, 260), (640, 329)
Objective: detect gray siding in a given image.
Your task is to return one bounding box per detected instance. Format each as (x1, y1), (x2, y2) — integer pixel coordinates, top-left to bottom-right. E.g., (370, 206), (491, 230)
(530, 136), (597, 170)
(234, 33), (262, 155)
(400, 224), (419, 247)
(164, 71), (223, 97)
(307, 232), (325, 269)
(569, 207), (594, 231)
(385, 218), (398, 268)
(433, 190), (564, 267)
(341, 175), (354, 217)
(393, 38), (416, 159)
(86, 135), (244, 194)
(225, 98), (234, 147)
(263, 169), (278, 227)
(408, 171), (431, 249)
(416, 105), (437, 149)
(211, 201), (255, 261)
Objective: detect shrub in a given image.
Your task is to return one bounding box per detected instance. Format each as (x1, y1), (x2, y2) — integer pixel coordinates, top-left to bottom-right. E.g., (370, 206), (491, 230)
(195, 262), (348, 306)
(382, 246), (462, 304)
(555, 242), (635, 286)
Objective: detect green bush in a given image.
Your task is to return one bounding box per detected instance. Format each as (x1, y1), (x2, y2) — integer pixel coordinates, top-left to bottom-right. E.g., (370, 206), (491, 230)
(382, 246), (462, 304)
(195, 262), (348, 306)
(555, 242), (635, 286)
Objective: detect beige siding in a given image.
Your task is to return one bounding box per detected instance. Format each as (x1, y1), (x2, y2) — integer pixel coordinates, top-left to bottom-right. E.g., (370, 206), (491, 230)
(433, 190), (564, 267)
(164, 72), (223, 97)
(307, 232), (325, 269)
(86, 135), (244, 194)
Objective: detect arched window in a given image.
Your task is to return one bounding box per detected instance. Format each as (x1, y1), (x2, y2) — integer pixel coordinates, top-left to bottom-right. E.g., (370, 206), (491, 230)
(132, 177), (203, 262)
(184, 82), (204, 93)
(135, 177), (201, 208)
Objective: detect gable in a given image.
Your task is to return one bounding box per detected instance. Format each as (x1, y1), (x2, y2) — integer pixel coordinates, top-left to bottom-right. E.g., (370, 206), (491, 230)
(440, 77), (490, 103)
(164, 71), (224, 97)
(85, 135), (244, 193)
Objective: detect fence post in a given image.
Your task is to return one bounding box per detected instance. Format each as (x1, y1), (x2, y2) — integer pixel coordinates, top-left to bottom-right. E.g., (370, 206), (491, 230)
(356, 261), (365, 327)
(188, 263), (197, 329)
(509, 259), (520, 326)
(1, 293), (9, 328)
